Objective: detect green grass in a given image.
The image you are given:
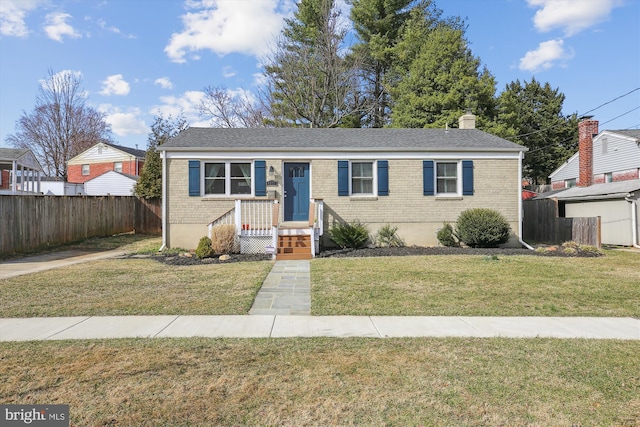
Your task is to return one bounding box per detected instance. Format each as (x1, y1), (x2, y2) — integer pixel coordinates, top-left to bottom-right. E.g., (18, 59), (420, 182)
(311, 251), (640, 317)
(1, 338), (638, 426)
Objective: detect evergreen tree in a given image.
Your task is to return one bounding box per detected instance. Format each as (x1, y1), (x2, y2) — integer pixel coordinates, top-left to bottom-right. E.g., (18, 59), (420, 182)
(389, 23), (497, 128)
(263, 0), (363, 127)
(135, 115), (188, 199)
(493, 78), (578, 184)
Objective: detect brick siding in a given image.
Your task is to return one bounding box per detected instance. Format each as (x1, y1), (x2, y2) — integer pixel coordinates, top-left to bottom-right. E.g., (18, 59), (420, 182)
(67, 160), (143, 183)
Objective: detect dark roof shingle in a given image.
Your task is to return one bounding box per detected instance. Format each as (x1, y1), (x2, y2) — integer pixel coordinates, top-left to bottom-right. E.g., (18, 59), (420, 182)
(160, 128), (527, 152)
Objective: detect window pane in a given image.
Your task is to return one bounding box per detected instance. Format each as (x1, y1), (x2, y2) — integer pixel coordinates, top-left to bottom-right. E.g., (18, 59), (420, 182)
(204, 163), (225, 195)
(230, 163), (251, 195)
(437, 163), (456, 177)
(352, 162), (372, 177)
(436, 162), (457, 194)
(205, 179), (225, 194)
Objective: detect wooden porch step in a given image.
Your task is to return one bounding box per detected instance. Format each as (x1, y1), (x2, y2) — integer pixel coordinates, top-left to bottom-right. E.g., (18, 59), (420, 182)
(277, 234), (312, 260)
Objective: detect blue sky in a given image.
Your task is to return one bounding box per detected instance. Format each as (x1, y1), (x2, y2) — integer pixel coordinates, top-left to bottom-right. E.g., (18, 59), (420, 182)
(1, 0), (638, 151)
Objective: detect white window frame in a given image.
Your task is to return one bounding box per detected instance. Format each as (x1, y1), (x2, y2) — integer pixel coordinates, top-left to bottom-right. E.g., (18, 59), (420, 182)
(349, 160), (377, 196)
(82, 164), (90, 176)
(203, 161), (254, 197)
(114, 162), (123, 173)
(565, 178), (577, 188)
(435, 161), (462, 196)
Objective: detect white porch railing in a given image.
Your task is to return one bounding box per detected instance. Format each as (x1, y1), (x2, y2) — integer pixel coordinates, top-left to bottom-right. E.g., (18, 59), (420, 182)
(208, 198), (323, 256)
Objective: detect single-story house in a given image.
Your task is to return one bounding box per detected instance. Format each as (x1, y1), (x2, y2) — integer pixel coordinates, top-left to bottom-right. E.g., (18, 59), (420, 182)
(83, 170), (139, 196)
(159, 114), (529, 259)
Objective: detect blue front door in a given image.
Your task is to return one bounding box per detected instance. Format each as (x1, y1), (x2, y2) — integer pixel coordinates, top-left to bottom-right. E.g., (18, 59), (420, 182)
(284, 162), (310, 221)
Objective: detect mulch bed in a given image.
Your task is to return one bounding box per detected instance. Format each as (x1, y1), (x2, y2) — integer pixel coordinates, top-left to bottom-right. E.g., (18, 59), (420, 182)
(145, 244), (602, 266)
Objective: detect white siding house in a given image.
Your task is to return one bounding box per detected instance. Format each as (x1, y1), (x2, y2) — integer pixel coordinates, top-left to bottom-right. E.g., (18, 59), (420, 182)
(83, 171), (138, 196)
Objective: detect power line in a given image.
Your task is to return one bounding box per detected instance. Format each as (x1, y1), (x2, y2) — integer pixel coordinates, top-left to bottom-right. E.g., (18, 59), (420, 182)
(510, 87), (640, 140)
(525, 105), (640, 155)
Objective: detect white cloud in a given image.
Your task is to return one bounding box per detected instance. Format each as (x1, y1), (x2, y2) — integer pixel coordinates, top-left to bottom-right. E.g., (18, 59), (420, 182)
(0, 0), (43, 37)
(44, 11), (81, 42)
(164, 0), (294, 63)
(154, 77), (173, 90)
(99, 104), (148, 137)
(100, 74), (130, 96)
(528, 0), (622, 36)
(519, 39), (574, 72)
(222, 66), (236, 78)
(152, 90), (207, 126)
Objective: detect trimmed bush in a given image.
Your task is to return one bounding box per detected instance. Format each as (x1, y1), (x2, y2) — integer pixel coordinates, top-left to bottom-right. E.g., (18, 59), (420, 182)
(211, 224), (237, 254)
(437, 222), (458, 247)
(455, 208), (511, 248)
(195, 236), (214, 259)
(329, 220), (370, 249)
(375, 224), (405, 247)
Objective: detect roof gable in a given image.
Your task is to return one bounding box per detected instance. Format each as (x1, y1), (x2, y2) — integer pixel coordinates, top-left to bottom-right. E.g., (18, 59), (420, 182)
(68, 142), (145, 165)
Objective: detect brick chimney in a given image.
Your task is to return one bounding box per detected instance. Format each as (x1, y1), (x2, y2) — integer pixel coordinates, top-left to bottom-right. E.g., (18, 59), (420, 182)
(578, 117), (598, 187)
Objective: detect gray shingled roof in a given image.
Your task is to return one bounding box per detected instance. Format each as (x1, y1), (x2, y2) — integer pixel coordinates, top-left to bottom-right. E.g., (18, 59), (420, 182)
(609, 130), (640, 140)
(0, 147), (30, 161)
(538, 179), (640, 201)
(106, 143), (146, 158)
(159, 128), (527, 152)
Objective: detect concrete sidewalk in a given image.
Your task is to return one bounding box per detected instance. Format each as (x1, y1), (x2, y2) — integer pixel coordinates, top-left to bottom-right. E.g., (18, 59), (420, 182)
(1, 315), (638, 341)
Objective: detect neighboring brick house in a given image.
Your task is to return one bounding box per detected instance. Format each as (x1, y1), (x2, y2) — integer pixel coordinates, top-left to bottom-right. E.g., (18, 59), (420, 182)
(549, 118), (640, 190)
(67, 142), (145, 184)
(158, 114), (529, 259)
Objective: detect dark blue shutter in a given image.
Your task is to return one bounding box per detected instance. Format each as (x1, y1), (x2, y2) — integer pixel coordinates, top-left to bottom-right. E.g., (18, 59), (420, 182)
(462, 160), (474, 195)
(423, 160), (434, 196)
(338, 160), (349, 196)
(377, 160), (389, 196)
(255, 160), (266, 196)
(188, 160), (200, 196)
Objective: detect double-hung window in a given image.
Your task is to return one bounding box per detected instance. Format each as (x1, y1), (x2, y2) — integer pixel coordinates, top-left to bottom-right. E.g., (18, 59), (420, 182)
(436, 162), (459, 195)
(204, 162), (252, 196)
(351, 162), (374, 195)
(114, 162), (123, 173)
(82, 164), (90, 176)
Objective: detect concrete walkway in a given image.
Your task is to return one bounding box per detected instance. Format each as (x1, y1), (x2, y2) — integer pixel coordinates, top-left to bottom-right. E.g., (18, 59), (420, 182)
(249, 260), (311, 315)
(1, 249), (638, 341)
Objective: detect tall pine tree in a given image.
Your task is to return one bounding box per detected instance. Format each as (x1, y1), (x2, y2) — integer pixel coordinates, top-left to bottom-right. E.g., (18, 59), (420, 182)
(389, 22), (497, 128)
(493, 78), (578, 184)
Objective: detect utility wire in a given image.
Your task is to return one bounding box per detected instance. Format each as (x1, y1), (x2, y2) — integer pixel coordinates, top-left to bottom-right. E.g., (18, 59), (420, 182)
(510, 87), (640, 140)
(525, 105), (640, 155)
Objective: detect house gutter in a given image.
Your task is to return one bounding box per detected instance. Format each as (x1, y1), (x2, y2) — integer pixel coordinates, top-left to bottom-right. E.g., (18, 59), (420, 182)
(159, 150), (167, 251)
(518, 151), (534, 250)
(625, 193), (640, 249)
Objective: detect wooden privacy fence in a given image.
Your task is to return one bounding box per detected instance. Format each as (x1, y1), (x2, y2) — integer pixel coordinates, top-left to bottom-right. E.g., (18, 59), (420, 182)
(0, 195), (161, 256)
(523, 198), (601, 247)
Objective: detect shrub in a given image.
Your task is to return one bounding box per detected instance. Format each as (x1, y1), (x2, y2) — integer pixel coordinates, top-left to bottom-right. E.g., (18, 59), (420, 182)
(437, 222), (458, 247)
(211, 224), (237, 254)
(195, 236), (214, 259)
(579, 245), (603, 256)
(329, 220), (370, 249)
(375, 224), (405, 247)
(455, 208), (511, 248)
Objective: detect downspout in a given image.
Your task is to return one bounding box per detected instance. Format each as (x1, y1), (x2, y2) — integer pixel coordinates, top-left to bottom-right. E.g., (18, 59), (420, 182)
(159, 150), (167, 251)
(626, 193), (640, 248)
(518, 151), (534, 250)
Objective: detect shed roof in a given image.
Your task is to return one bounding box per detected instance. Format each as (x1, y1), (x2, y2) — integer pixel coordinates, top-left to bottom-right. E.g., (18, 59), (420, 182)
(539, 179), (640, 201)
(159, 128), (527, 153)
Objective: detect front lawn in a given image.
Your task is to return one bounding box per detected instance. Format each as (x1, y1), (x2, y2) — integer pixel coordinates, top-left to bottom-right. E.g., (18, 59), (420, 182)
(1, 338), (638, 426)
(311, 251), (640, 317)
